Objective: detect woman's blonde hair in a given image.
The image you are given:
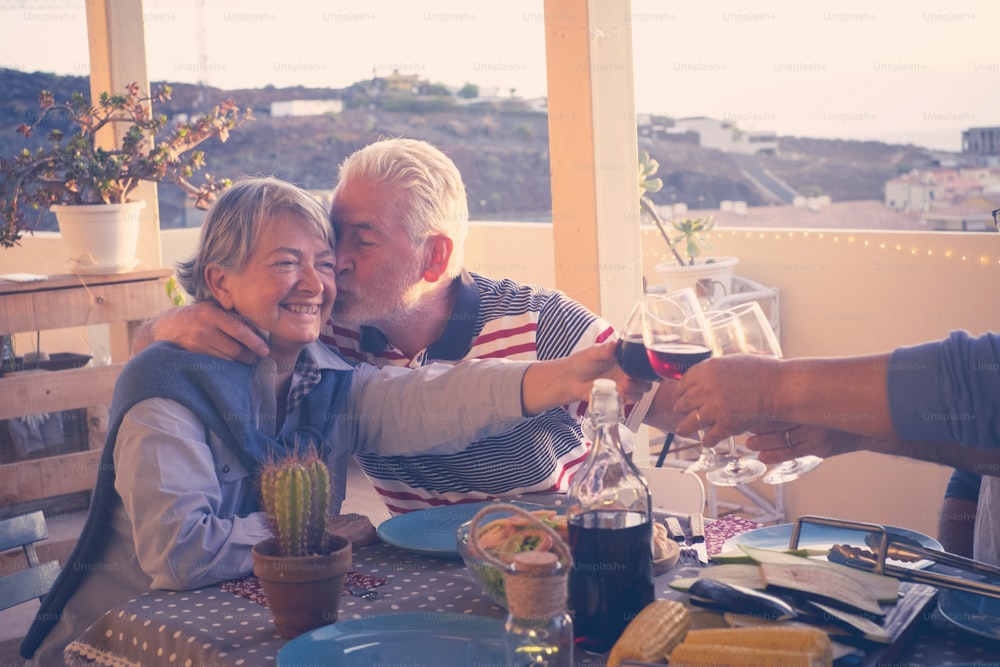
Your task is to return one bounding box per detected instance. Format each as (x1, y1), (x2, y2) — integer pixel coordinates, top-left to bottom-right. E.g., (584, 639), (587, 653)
(176, 176), (332, 302)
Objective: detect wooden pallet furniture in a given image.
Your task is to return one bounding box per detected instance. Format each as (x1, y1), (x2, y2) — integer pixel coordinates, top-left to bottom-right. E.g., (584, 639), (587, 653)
(0, 268), (174, 513)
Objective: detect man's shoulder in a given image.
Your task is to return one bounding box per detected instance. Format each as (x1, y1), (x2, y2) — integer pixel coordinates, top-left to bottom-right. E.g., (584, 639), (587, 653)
(470, 272), (571, 309)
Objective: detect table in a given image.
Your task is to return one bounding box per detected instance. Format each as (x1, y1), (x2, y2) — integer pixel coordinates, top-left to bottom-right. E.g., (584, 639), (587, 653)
(64, 516), (1000, 667)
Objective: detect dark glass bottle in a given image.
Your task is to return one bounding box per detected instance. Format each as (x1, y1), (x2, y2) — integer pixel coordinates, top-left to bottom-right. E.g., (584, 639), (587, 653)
(567, 379), (654, 654)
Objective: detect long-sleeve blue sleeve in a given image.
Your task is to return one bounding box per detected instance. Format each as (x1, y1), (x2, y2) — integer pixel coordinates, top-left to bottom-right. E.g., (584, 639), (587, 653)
(887, 330), (1000, 447)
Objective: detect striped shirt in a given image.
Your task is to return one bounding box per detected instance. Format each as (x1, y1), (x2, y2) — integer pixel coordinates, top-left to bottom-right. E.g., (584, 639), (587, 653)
(319, 271), (618, 514)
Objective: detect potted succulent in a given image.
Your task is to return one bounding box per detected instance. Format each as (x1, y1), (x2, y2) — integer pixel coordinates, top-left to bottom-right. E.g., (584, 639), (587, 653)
(0, 82), (252, 272)
(639, 151), (738, 301)
(251, 446), (352, 639)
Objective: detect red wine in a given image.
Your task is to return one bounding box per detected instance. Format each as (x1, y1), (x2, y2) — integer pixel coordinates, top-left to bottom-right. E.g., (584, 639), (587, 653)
(615, 335), (660, 383)
(568, 510), (654, 654)
(646, 343), (712, 380)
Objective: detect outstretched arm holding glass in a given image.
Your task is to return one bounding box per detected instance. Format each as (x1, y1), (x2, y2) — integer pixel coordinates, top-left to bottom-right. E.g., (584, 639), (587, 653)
(673, 330), (1000, 452)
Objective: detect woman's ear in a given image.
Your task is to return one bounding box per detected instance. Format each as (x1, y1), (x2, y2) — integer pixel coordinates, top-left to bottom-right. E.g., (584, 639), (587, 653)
(421, 234), (454, 283)
(205, 265), (235, 309)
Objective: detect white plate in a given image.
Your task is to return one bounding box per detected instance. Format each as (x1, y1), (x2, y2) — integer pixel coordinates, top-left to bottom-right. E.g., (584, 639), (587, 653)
(723, 521), (941, 570)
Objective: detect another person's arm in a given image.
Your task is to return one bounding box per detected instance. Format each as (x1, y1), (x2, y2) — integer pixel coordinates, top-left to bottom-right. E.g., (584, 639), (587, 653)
(132, 301), (269, 362)
(672, 353), (895, 446)
(345, 339), (630, 457)
(674, 330), (1000, 448)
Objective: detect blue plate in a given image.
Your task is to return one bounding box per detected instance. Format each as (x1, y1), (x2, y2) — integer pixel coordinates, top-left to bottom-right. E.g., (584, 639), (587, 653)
(277, 613), (505, 666)
(938, 586), (1000, 640)
(376, 500), (545, 558)
(723, 522), (941, 570)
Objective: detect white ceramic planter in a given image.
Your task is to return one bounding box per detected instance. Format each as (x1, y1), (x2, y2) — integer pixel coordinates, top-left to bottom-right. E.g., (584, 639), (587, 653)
(51, 201), (145, 274)
(654, 256), (739, 303)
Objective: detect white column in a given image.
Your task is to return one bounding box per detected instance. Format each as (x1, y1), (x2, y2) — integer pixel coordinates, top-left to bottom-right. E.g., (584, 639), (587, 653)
(545, 0), (650, 463)
(85, 0), (162, 272)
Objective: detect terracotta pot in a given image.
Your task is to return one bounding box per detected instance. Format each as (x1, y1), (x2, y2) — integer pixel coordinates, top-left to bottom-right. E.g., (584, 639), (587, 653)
(251, 534), (352, 639)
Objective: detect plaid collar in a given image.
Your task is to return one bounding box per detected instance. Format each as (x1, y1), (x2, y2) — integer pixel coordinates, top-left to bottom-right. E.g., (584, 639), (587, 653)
(286, 347), (321, 414)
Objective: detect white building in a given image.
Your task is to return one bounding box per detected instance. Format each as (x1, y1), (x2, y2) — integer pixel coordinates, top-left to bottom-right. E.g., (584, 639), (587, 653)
(270, 99), (344, 118)
(672, 117), (778, 155)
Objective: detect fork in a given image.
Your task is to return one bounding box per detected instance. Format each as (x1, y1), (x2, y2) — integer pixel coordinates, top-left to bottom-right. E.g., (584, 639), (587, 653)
(346, 584), (380, 599)
(679, 547), (705, 567)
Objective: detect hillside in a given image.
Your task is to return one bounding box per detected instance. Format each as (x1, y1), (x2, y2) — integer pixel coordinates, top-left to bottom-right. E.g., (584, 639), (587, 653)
(0, 68), (950, 229)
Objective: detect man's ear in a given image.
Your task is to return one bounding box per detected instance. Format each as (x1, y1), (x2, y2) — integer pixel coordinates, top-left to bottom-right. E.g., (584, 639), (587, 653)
(421, 235), (454, 283)
(205, 265), (235, 309)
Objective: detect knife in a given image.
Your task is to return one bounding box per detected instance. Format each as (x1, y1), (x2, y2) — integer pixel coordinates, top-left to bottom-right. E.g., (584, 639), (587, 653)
(664, 516), (686, 543)
(688, 513), (709, 564)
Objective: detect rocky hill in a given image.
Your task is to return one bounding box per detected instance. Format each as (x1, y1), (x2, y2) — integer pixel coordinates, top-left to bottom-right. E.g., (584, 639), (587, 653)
(0, 68), (951, 229)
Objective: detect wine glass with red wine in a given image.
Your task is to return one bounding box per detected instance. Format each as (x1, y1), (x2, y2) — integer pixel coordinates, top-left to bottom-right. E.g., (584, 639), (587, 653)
(639, 297), (720, 472)
(615, 296), (662, 383)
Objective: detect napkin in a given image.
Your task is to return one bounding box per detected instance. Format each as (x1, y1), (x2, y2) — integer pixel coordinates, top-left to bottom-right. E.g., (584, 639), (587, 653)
(220, 571), (386, 606)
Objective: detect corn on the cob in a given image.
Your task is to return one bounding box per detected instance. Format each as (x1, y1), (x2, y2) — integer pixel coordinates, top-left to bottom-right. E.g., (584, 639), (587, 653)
(680, 626), (832, 666)
(606, 599), (690, 667)
(668, 643), (827, 667)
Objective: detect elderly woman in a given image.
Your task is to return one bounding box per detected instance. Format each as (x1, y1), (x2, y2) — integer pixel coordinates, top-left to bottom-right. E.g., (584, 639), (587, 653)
(22, 177), (623, 664)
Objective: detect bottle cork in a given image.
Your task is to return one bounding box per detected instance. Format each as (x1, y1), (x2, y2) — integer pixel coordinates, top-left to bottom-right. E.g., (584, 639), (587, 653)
(504, 551), (567, 619)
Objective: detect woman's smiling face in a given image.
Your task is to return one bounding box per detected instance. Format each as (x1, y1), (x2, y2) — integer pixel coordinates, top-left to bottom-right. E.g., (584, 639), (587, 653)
(208, 212), (336, 363)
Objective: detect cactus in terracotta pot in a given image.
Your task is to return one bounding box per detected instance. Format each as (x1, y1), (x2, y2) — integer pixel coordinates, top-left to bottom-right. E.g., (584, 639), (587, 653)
(259, 446), (331, 557)
(253, 444), (352, 639)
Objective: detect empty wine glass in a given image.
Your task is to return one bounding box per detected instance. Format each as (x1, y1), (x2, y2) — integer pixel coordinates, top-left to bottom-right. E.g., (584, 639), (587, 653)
(729, 302), (823, 484)
(703, 310), (767, 487)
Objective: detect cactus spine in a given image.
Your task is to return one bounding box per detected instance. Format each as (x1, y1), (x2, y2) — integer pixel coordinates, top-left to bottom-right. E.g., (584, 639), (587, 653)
(260, 446), (331, 557)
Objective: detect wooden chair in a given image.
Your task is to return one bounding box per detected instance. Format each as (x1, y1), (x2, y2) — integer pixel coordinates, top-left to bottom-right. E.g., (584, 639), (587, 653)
(0, 511), (61, 611)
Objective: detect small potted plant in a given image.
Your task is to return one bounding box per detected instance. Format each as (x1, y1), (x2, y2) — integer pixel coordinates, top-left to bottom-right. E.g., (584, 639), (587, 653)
(251, 445), (352, 639)
(0, 82), (252, 272)
(639, 151), (738, 301)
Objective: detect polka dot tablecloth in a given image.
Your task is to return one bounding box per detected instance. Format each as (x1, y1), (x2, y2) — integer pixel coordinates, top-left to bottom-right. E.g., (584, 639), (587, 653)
(63, 518), (1000, 667)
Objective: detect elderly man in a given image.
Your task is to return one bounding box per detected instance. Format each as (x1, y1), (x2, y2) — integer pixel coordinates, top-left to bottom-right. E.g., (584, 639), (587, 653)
(141, 138), (677, 513)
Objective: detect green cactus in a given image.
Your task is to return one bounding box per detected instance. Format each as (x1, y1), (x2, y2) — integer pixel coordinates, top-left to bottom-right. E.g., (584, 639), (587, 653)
(259, 446), (331, 557)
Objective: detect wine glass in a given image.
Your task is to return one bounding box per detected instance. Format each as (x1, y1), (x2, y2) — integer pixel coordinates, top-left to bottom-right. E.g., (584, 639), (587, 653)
(703, 311), (767, 487)
(729, 302), (823, 484)
(640, 297), (719, 473)
(615, 296), (663, 383)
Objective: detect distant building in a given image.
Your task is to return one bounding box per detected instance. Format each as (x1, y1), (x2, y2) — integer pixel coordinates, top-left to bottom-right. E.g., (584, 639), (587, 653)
(378, 69), (421, 93)
(962, 127), (1000, 156)
(672, 117), (778, 155)
(885, 167), (1000, 211)
(270, 99), (344, 118)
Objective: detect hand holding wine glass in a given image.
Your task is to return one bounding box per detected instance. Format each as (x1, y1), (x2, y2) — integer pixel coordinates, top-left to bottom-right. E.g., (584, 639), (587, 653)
(639, 296), (720, 473)
(702, 311), (767, 487)
(728, 302), (823, 484)
(615, 296), (663, 384)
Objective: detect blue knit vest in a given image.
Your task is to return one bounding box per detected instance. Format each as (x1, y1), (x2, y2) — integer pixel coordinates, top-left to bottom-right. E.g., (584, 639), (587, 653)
(21, 342), (352, 658)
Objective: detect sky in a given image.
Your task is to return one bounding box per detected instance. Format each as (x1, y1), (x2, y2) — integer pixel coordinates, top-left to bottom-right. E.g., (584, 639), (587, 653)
(1, 0), (997, 152)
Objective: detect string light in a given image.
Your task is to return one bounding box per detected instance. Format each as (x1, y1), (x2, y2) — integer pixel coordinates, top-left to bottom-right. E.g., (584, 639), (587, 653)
(644, 230), (1000, 268)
